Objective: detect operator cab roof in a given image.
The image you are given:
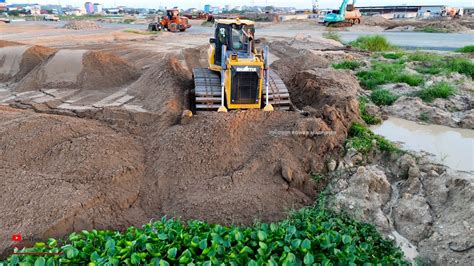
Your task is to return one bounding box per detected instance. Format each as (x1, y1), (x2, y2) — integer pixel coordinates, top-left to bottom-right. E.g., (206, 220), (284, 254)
(215, 19), (255, 26)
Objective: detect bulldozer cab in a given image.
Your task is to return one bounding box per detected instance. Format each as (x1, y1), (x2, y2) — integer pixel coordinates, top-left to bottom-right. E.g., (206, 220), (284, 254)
(212, 19), (255, 66)
(166, 9), (179, 20)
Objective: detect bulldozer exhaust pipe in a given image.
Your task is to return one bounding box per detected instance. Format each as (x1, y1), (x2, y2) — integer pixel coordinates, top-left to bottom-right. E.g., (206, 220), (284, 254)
(218, 45), (228, 113)
(263, 46), (274, 112)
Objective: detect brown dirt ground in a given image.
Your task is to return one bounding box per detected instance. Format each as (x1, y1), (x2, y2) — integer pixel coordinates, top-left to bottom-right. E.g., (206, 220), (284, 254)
(0, 39), (362, 256)
(0, 40), (22, 48)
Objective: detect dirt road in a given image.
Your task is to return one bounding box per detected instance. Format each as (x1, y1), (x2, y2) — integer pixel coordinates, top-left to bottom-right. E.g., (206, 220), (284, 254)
(3, 20), (473, 51)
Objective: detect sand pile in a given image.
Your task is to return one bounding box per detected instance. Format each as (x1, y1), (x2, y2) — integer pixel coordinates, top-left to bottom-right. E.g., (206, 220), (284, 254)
(63, 20), (101, 30)
(0, 106), (145, 255)
(362, 16), (395, 27)
(415, 21), (470, 32)
(128, 54), (190, 117)
(15, 45), (56, 82)
(0, 44), (55, 82)
(271, 51), (330, 84)
(16, 49), (139, 92)
(0, 45), (362, 252)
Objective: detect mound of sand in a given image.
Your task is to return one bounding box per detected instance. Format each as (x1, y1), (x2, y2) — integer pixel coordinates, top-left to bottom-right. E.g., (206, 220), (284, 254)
(0, 43), (56, 82)
(362, 15), (395, 27)
(0, 47), (362, 254)
(0, 106), (145, 256)
(16, 45), (57, 82)
(416, 21), (469, 32)
(63, 20), (101, 30)
(271, 51), (330, 84)
(16, 49), (139, 92)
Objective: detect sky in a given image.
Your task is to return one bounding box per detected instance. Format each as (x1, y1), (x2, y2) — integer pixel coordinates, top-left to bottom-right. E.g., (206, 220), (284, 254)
(7, 0), (473, 9)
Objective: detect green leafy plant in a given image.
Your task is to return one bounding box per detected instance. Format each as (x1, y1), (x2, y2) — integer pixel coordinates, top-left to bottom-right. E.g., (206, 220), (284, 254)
(407, 51), (442, 62)
(414, 82), (456, 102)
(455, 45), (474, 53)
(1, 209), (407, 265)
(370, 89), (399, 106)
(347, 123), (401, 154)
(332, 60), (361, 70)
(322, 30), (342, 42)
(446, 57), (474, 78)
(407, 52), (473, 78)
(356, 62), (424, 90)
(350, 35), (394, 52)
(359, 97), (382, 125)
(418, 112), (430, 122)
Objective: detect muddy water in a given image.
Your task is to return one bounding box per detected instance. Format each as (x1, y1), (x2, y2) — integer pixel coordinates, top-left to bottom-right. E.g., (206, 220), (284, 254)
(372, 117), (474, 172)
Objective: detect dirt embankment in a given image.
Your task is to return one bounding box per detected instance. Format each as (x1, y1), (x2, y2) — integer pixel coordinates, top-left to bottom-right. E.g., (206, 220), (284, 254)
(0, 42), (363, 255)
(328, 150), (474, 265)
(363, 16), (473, 32)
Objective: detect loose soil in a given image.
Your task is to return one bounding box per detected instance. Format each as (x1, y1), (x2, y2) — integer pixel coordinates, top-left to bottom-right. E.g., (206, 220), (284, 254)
(0, 39), (362, 257)
(0, 29), (472, 265)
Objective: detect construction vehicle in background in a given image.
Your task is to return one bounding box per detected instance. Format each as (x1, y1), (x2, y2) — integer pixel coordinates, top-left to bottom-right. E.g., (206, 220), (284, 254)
(182, 10), (212, 21)
(148, 9), (191, 32)
(191, 19), (291, 112)
(43, 14), (60, 22)
(324, 0), (361, 27)
(441, 7), (463, 19)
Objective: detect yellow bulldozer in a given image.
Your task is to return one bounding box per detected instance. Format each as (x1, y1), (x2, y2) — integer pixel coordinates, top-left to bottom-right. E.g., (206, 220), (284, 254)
(191, 19), (291, 112)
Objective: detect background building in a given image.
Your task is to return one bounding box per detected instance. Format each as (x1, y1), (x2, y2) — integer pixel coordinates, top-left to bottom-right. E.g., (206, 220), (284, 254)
(84, 2), (94, 14)
(93, 3), (102, 14)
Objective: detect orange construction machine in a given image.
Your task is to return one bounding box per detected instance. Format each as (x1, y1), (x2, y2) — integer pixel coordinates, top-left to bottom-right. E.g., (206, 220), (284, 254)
(148, 9), (192, 32)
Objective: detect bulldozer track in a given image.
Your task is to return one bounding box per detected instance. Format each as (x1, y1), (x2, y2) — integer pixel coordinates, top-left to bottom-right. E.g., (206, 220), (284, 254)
(192, 68), (291, 112)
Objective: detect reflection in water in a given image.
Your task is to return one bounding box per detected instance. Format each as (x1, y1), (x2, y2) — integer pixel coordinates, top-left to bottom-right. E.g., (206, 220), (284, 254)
(371, 117), (474, 172)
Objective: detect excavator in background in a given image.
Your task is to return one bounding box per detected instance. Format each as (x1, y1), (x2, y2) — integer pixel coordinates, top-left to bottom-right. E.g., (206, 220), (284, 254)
(324, 0), (361, 27)
(441, 7), (463, 19)
(191, 19), (291, 113)
(148, 9), (191, 32)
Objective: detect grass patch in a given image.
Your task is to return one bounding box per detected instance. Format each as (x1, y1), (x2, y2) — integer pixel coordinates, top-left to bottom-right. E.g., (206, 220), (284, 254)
(123, 29), (158, 35)
(456, 45), (474, 53)
(410, 54), (474, 78)
(414, 82), (456, 102)
(356, 62), (424, 90)
(446, 57), (474, 78)
(370, 89), (399, 106)
(1, 207), (407, 265)
(407, 51), (442, 62)
(350, 35), (394, 52)
(322, 30), (342, 42)
(347, 123), (401, 154)
(359, 97), (382, 125)
(332, 60), (361, 70)
(415, 26), (450, 33)
(382, 52), (405, 60)
(418, 112), (430, 122)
